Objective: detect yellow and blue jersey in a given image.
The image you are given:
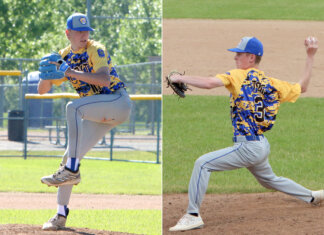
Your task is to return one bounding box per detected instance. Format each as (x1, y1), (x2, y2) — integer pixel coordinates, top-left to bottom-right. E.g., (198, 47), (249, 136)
(217, 68), (301, 136)
(52, 40), (124, 97)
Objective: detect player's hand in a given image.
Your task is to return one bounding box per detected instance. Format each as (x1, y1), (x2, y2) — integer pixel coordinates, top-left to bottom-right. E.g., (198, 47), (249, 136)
(304, 36), (318, 57)
(169, 73), (183, 83)
(166, 71), (189, 98)
(48, 60), (70, 75)
(39, 53), (70, 80)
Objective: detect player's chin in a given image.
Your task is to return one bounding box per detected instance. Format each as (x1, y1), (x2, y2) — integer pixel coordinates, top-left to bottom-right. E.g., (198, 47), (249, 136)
(236, 64), (248, 70)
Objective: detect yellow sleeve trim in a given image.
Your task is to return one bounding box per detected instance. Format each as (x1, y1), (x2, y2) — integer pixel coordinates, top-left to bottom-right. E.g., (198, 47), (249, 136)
(217, 75), (230, 86)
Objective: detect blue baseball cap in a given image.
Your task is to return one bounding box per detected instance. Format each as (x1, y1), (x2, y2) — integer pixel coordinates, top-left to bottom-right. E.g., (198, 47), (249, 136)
(66, 13), (94, 31)
(228, 37), (263, 56)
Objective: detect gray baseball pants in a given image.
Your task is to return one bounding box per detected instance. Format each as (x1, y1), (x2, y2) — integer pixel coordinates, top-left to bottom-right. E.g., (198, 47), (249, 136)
(187, 136), (313, 214)
(57, 89), (132, 205)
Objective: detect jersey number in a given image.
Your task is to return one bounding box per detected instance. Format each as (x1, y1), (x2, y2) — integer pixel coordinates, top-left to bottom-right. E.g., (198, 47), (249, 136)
(254, 96), (265, 122)
(90, 84), (101, 93)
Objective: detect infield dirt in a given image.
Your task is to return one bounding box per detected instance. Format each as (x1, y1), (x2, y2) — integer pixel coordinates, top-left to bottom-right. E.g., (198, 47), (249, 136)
(163, 192), (324, 235)
(163, 19), (324, 97)
(0, 224), (133, 235)
(163, 19), (324, 234)
(0, 193), (161, 234)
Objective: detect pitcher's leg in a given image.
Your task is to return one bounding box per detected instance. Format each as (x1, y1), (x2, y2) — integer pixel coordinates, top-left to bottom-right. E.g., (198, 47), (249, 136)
(57, 185), (73, 206)
(42, 94), (131, 188)
(61, 148), (68, 165)
(65, 93), (131, 161)
(187, 157), (211, 214)
(77, 120), (115, 159)
(248, 159), (312, 202)
(66, 101), (83, 159)
(57, 149), (73, 208)
(74, 92), (131, 125)
(187, 143), (245, 213)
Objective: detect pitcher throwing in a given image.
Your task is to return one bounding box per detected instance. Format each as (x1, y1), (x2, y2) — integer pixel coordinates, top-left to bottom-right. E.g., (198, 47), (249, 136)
(168, 36), (323, 231)
(38, 13), (132, 230)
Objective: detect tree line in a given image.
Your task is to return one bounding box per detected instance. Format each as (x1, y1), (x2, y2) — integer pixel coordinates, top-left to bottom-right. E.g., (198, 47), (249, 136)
(0, 0), (161, 65)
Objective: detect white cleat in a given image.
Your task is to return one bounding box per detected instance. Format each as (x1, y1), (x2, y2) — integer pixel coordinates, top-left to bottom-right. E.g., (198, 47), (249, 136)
(169, 214), (204, 232)
(311, 190), (324, 205)
(41, 164), (80, 187)
(42, 213), (67, 231)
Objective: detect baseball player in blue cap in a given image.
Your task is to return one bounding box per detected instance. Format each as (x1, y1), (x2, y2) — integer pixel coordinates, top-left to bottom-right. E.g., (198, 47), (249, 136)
(168, 36), (323, 231)
(38, 13), (132, 230)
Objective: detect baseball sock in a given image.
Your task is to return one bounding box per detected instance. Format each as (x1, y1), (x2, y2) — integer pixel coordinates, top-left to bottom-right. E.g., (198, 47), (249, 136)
(57, 205), (69, 217)
(66, 157), (80, 172)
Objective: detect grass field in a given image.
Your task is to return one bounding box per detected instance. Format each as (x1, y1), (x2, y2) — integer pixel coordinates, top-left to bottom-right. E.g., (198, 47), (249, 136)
(0, 157), (161, 194)
(163, 96), (324, 194)
(0, 209), (161, 235)
(163, 0), (324, 20)
(0, 157), (161, 234)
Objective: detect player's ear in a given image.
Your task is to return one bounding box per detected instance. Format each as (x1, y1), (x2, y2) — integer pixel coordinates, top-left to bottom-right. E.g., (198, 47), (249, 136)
(65, 29), (71, 40)
(249, 54), (256, 64)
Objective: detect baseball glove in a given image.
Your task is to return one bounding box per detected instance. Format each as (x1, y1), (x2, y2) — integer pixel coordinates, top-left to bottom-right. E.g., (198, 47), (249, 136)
(165, 71), (189, 98)
(39, 52), (70, 80)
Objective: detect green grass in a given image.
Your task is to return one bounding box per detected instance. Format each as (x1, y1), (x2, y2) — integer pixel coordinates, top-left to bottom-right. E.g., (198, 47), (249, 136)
(163, 95), (324, 194)
(0, 157), (161, 195)
(163, 0), (324, 20)
(0, 209), (161, 235)
(0, 154), (161, 233)
(0, 150), (159, 162)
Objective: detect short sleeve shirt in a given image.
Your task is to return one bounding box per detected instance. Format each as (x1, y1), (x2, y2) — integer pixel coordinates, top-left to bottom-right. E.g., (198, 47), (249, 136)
(51, 40), (125, 97)
(217, 68), (301, 136)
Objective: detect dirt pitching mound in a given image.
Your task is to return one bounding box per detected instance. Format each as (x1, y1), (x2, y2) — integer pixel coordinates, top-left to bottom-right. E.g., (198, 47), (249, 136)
(0, 224), (133, 235)
(0, 193), (161, 234)
(163, 192), (324, 234)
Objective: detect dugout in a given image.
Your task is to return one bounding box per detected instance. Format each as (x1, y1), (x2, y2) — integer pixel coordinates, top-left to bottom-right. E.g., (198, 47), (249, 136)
(23, 72), (53, 128)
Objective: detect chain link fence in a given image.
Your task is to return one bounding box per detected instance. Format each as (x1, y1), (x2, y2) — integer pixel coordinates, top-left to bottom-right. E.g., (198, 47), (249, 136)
(0, 0), (161, 163)
(0, 59), (161, 163)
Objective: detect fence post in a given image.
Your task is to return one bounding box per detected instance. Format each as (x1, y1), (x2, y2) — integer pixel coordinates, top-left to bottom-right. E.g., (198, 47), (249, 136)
(0, 79), (3, 127)
(23, 70), (29, 159)
(156, 100), (161, 164)
(86, 0), (92, 25)
(18, 60), (23, 110)
(110, 128), (115, 161)
(130, 66), (137, 134)
(150, 63), (156, 135)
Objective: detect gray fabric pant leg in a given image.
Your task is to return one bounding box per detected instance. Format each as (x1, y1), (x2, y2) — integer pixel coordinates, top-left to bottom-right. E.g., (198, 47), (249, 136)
(58, 185), (73, 206)
(247, 159), (312, 202)
(57, 150), (72, 205)
(187, 136), (312, 214)
(57, 121), (115, 205)
(57, 90), (131, 206)
(65, 89), (132, 160)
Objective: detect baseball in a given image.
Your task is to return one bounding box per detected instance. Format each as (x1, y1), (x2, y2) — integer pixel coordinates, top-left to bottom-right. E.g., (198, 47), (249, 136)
(307, 36), (316, 44)
(305, 36), (318, 47)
